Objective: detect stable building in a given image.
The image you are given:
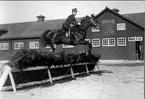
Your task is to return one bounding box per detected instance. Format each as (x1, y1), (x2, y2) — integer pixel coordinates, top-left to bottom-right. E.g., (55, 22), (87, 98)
(0, 7), (144, 60)
(86, 7), (144, 60)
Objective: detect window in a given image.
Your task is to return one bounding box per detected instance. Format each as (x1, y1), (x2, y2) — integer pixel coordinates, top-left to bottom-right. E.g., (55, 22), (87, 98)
(117, 23), (126, 30)
(136, 37), (143, 41)
(29, 41), (39, 49)
(0, 43), (9, 50)
(92, 27), (100, 32)
(128, 37), (136, 41)
(102, 38), (115, 46)
(117, 38), (126, 46)
(14, 42), (24, 49)
(45, 44), (56, 48)
(92, 39), (100, 47)
(128, 37), (143, 41)
(85, 39), (91, 43)
(128, 37), (134, 41)
(102, 38), (108, 46)
(109, 38), (115, 46)
(62, 44), (74, 48)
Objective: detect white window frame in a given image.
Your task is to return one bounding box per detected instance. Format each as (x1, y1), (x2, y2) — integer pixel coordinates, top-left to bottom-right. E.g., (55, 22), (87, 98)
(14, 42), (24, 50)
(102, 38), (115, 46)
(92, 38), (100, 47)
(85, 39), (91, 43)
(128, 37), (136, 41)
(0, 43), (9, 50)
(117, 23), (126, 30)
(136, 37), (143, 41)
(102, 38), (109, 46)
(62, 44), (74, 48)
(117, 37), (126, 46)
(92, 27), (100, 32)
(128, 37), (143, 42)
(45, 44), (56, 48)
(29, 41), (39, 49)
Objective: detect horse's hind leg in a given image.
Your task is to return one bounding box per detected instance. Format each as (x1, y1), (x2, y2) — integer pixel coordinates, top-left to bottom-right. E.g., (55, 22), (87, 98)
(48, 37), (55, 52)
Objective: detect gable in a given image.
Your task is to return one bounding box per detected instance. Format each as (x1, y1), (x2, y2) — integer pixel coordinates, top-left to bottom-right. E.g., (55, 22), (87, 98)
(92, 10), (144, 37)
(96, 7), (144, 31)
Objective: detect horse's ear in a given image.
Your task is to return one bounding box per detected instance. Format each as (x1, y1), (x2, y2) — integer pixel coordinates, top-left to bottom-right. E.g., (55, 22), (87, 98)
(91, 14), (95, 17)
(81, 17), (84, 21)
(86, 15), (90, 19)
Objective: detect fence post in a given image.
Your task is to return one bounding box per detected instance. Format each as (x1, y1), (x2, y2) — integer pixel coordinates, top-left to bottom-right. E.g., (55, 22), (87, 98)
(47, 68), (52, 83)
(96, 63), (100, 71)
(70, 65), (74, 78)
(0, 65), (11, 91)
(9, 71), (16, 92)
(85, 64), (89, 75)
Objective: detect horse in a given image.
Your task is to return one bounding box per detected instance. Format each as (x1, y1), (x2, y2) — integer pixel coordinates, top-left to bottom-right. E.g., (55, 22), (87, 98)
(40, 14), (100, 54)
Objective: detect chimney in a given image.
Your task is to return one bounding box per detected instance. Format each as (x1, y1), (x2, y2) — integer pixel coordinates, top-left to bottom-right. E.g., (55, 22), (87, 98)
(0, 26), (8, 35)
(37, 15), (45, 22)
(112, 8), (120, 13)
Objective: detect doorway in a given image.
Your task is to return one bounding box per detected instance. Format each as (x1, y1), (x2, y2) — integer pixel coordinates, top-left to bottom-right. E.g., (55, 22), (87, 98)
(135, 41), (143, 60)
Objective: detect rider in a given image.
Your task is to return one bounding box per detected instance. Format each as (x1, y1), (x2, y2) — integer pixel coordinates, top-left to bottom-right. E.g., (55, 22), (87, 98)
(62, 8), (80, 36)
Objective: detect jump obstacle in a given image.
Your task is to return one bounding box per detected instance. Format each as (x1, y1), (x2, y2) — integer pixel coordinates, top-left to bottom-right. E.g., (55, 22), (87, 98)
(0, 63), (100, 92)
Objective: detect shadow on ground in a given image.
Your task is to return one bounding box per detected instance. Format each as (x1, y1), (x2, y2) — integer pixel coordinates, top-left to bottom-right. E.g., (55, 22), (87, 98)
(90, 70), (113, 76)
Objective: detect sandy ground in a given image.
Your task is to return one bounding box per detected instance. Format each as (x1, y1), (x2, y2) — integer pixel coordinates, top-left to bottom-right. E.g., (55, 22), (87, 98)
(0, 63), (144, 99)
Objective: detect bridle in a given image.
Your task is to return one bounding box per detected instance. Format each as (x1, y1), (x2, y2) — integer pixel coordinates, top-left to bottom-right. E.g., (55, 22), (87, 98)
(90, 17), (98, 27)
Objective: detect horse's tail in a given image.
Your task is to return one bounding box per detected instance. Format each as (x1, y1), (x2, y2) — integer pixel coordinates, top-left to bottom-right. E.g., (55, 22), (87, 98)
(40, 30), (52, 48)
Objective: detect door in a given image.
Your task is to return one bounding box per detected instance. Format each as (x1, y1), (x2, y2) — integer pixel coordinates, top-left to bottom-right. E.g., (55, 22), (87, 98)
(135, 41), (143, 60)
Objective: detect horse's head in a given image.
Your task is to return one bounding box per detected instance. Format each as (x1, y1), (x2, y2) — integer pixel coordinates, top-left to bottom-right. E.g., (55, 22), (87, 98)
(90, 14), (100, 30)
(80, 14), (100, 30)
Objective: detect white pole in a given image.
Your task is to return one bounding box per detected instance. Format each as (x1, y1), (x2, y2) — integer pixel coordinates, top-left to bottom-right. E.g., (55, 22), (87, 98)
(0, 65), (11, 91)
(85, 64), (89, 75)
(70, 65), (74, 78)
(96, 64), (100, 71)
(9, 71), (16, 92)
(47, 68), (52, 83)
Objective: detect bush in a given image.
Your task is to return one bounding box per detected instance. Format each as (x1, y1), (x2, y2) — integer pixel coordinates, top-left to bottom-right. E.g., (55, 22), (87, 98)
(8, 49), (101, 70)
(8, 49), (28, 70)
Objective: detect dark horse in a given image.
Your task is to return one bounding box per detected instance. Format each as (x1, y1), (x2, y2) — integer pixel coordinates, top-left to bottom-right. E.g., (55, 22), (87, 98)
(40, 14), (100, 54)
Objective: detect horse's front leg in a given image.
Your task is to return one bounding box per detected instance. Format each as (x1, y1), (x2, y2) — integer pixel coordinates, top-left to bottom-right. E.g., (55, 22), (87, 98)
(50, 44), (55, 52)
(77, 40), (92, 55)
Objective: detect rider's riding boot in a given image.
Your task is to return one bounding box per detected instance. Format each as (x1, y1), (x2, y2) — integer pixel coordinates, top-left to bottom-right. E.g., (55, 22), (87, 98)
(68, 29), (71, 37)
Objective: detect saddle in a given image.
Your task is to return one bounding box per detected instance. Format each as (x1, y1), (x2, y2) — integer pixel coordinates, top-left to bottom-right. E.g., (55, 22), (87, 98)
(59, 28), (72, 37)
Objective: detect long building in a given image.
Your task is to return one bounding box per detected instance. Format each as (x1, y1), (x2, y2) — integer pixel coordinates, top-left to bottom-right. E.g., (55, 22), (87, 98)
(0, 7), (144, 60)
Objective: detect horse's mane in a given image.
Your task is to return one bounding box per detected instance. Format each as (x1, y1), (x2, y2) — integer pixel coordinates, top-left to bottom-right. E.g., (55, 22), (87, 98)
(80, 15), (90, 24)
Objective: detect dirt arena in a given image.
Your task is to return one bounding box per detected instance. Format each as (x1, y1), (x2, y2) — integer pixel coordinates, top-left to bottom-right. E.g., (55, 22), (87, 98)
(0, 63), (144, 99)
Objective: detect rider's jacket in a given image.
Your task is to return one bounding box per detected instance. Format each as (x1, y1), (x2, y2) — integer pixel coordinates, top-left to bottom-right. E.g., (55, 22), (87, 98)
(62, 14), (78, 30)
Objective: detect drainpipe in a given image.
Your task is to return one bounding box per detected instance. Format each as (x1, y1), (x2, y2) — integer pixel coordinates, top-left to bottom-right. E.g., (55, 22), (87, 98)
(9, 37), (12, 53)
(143, 30), (145, 61)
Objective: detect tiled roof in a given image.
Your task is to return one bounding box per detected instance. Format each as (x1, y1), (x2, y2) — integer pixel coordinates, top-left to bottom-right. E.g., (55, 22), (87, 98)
(0, 18), (81, 39)
(123, 12), (145, 28)
(0, 26), (8, 36)
(0, 19), (65, 39)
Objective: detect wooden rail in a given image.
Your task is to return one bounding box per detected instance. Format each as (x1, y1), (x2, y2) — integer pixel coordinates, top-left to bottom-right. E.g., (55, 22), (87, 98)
(1, 62), (99, 92)
(11, 62), (97, 72)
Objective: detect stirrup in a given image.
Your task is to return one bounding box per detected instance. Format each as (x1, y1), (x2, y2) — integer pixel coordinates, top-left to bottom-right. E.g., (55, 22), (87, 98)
(66, 29), (70, 37)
